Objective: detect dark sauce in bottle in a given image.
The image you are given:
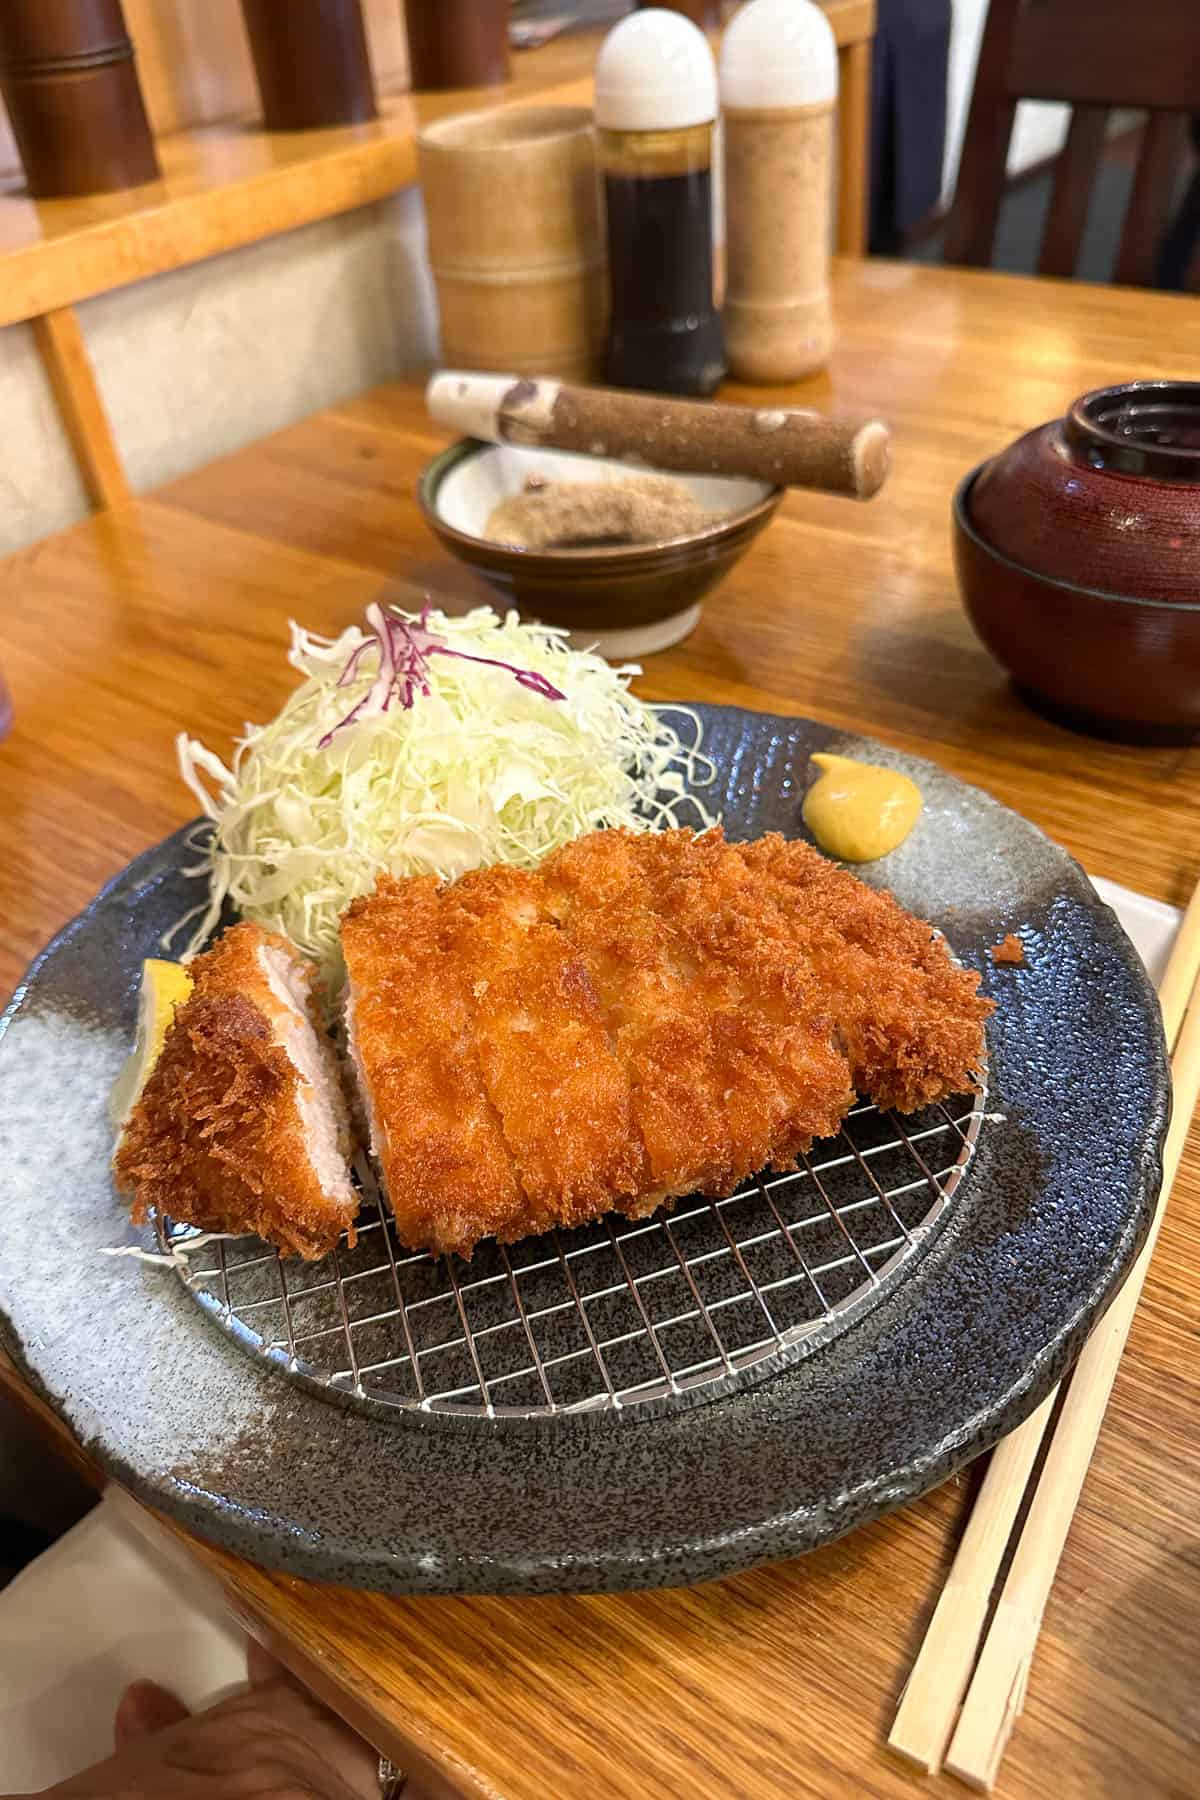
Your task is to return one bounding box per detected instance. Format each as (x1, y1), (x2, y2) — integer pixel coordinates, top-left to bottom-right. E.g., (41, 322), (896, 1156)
(600, 125), (726, 397)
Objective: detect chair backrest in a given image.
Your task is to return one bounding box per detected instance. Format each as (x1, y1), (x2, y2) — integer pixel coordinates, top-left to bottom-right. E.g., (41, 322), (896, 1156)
(944, 0), (1200, 284)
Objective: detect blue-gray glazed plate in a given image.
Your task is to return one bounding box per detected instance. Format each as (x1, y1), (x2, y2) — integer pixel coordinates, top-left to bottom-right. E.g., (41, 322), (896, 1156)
(0, 706), (1169, 1595)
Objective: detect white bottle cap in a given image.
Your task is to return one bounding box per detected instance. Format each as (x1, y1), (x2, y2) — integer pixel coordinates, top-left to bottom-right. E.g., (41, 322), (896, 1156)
(719, 0), (837, 109)
(594, 9), (719, 133)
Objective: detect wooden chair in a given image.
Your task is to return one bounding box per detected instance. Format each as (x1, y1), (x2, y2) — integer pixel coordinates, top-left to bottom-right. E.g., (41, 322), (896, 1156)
(945, 0), (1200, 285)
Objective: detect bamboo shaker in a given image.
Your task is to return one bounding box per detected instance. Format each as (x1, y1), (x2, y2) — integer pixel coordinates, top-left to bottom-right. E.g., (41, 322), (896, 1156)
(404, 0), (511, 91)
(0, 0), (159, 199)
(240, 0), (376, 130)
(719, 0), (837, 382)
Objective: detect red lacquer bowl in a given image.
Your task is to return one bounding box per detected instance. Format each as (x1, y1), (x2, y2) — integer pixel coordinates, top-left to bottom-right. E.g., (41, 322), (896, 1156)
(954, 381), (1200, 742)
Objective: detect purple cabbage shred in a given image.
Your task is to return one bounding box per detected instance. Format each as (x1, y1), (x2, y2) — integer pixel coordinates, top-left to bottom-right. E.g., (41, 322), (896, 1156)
(317, 603), (565, 749)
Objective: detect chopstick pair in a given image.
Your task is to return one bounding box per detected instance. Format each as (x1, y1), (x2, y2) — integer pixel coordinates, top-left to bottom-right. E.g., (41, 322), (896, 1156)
(889, 879), (1200, 1790)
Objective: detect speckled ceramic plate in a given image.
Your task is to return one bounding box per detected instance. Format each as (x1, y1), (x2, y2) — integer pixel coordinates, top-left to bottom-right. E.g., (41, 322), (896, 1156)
(0, 707), (1169, 1595)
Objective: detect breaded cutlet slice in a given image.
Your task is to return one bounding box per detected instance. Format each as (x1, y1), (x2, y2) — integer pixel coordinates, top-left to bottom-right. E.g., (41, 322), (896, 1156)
(343, 867), (644, 1256)
(341, 875), (528, 1257)
(113, 922), (357, 1259)
(541, 830), (739, 1197)
(343, 835), (855, 1260)
(736, 833), (993, 1113)
(618, 829), (857, 1167)
(340, 827), (989, 1260)
(542, 830), (853, 1194)
(442, 864), (645, 1228)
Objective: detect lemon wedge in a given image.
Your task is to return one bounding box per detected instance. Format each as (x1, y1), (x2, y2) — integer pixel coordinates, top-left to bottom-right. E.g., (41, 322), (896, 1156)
(109, 958), (194, 1129)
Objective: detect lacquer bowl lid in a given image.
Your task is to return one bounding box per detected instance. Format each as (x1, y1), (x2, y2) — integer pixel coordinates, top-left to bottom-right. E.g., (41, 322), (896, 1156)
(968, 381), (1200, 605)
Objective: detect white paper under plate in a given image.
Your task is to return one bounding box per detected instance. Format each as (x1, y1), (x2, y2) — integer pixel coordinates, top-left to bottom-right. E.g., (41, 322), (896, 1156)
(1090, 877), (1181, 990)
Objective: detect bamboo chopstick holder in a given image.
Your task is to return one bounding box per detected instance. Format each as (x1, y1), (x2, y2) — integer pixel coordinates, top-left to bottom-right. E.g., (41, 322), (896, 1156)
(890, 878), (1200, 1782)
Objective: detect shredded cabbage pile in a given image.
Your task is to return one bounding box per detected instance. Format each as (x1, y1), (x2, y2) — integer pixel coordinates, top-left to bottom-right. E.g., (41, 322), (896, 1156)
(176, 603), (714, 981)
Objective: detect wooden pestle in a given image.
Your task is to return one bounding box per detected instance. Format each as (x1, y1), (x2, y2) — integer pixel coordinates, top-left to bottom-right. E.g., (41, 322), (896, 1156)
(426, 371), (890, 499)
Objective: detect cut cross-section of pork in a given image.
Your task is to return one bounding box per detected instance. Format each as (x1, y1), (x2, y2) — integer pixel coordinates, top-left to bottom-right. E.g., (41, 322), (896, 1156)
(114, 923), (357, 1258)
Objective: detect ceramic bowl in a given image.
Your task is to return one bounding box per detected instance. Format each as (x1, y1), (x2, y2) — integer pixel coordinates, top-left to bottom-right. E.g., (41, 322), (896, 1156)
(954, 380), (1200, 741)
(417, 438), (782, 658)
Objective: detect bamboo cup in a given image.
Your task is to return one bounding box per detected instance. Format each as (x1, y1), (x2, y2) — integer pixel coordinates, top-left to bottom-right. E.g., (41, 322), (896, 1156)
(417, 105), (607, 383)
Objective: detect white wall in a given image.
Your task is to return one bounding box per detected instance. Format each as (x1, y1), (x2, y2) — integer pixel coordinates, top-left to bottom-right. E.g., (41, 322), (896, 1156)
(944, 0), (1069, 202)
(0, 324), (90, 553)
(0, 187), (438, 558)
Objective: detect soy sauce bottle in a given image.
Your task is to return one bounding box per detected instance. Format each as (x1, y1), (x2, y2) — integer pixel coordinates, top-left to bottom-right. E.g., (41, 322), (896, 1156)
(595, 10), (726, 397)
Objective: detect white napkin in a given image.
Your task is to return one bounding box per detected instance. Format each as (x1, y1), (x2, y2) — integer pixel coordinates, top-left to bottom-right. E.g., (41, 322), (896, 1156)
(0, 1490), (246, 1791)
(0, 879), (1180, 1792)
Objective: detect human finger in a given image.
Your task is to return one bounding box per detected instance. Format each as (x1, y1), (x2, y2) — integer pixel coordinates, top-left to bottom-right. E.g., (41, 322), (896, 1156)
(113, 1679), (191, 1747)
(228, 1658), (382, 1800)
(247, 1637), (293, 1689)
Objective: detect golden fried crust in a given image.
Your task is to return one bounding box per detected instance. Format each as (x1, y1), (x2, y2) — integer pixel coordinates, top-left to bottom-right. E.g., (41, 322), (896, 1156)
(187, 921), (301, 1015)
(736, 833), (993, 1112)
(188, 922), (354, 1160)
(542, 832), (736, 1193)
(341, 826), (990, 1259)
(341, 876), (529, 1255)
(634, 831), (855, 1169)
(543, 830), (852, 1191)
(113, 991), (355, 1259)
(443, 864), (645, 1225)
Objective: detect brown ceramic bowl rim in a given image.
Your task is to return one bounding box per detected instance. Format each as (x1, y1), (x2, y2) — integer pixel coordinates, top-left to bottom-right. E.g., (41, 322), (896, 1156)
(954, 464), (1200, 614)
(419, 437), (784, 568)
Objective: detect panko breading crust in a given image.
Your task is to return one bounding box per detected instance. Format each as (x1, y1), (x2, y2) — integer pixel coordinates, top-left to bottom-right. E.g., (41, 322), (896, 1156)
(737, 834), (994, 1112)
(114, 923), (357, 1259)
(116, 833), (992, 1263)
(344, 828), (991, 1258)
(341, 875), (529, 1257)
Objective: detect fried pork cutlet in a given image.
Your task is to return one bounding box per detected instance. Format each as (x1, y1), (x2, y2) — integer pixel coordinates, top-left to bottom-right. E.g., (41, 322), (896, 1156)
(443, 865), (645, 1223)
(114, 923), (357, 1258)
(736, 833), (994, 1113)
(342, 828), (989, 1259)
(342, 865), (649, 1256)
(542, 831), (852, 1198)
(340, 874), (530, 1256)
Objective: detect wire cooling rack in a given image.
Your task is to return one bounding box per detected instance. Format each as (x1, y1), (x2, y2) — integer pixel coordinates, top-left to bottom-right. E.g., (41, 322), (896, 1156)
(158, 1086), (986, 1421)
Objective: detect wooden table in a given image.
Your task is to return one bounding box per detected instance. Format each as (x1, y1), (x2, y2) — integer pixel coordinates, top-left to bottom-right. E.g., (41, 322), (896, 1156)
(3, 259), (1200, 1799)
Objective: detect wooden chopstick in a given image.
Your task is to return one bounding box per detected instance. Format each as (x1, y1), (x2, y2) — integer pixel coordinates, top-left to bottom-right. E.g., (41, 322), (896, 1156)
(888, 1394), (1057, 1773)
(1152, 875), (1200, 1052)
(946, 965), (1200, 1787)
(890, 878), (1200, 1781)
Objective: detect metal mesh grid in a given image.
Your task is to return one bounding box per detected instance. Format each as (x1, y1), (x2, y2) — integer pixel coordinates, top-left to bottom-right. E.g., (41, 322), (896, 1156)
(159, 1087), (985, 1420)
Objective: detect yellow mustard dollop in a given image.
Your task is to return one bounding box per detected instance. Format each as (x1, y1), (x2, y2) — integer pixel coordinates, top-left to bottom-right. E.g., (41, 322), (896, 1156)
(802, 752), (923, 863)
